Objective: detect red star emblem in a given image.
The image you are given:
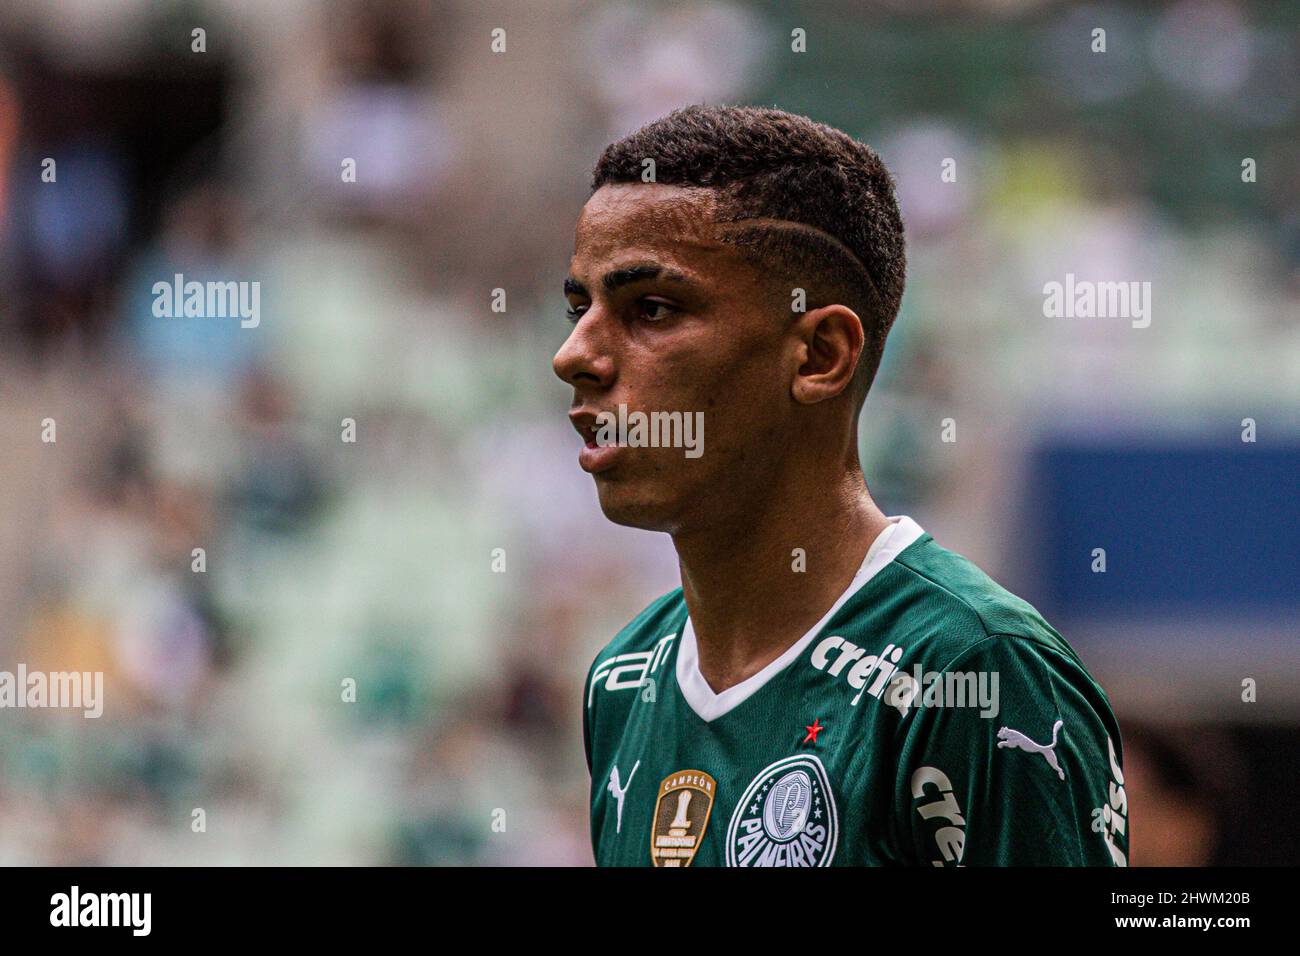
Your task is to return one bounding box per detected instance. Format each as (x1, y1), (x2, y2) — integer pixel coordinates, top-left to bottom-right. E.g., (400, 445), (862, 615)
(803, 718), (824, 745)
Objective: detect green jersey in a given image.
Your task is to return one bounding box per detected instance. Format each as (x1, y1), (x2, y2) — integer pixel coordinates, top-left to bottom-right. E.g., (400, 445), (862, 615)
(583, 517), (1128, 867)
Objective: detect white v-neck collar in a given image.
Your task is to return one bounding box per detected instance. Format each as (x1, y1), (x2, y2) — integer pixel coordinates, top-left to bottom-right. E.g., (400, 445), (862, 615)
(675, 515), (925, 723)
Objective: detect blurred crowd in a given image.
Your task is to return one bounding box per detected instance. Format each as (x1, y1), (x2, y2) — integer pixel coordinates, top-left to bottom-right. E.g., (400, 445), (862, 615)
(0, 0), (1295, 864)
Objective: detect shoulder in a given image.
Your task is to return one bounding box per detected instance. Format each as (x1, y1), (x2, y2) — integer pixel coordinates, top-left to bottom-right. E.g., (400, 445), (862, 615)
(874, 530), (1122, 785)
(826, 524), (1114, 727)
(875, 531), (1086, 676)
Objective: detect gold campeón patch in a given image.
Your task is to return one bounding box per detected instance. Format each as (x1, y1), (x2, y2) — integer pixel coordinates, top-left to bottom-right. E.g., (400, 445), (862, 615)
(650, 770), (717, 867)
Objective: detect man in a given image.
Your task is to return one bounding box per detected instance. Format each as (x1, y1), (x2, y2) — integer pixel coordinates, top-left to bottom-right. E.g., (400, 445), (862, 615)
(554, 105), (1127, 866)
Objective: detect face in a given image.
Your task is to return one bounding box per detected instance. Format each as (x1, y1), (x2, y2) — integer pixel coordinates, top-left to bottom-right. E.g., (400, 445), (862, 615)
(553, 183), (798, 533)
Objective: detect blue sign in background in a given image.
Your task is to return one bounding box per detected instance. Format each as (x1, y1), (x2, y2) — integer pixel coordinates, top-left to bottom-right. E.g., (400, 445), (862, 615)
(1028, 440), (1300, 619)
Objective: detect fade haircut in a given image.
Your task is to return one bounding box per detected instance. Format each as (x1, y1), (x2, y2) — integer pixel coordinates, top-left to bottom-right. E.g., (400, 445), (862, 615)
(591, 104), (906, 398)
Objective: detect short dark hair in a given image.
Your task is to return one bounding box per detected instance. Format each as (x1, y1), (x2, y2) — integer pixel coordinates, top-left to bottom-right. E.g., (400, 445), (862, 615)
(591, 104), (906, 396)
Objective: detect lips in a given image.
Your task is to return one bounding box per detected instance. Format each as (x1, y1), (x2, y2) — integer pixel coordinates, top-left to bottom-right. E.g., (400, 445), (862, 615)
(569, 407), (624, 474)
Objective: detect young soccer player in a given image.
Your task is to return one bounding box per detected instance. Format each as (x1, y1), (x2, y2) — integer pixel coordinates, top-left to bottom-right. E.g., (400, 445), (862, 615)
(555, 105), (1127, 867)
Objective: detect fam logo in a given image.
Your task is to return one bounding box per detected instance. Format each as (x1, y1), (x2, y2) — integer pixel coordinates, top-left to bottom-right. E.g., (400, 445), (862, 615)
(588, 633), (676, 706)
(726, 755), (838, 867)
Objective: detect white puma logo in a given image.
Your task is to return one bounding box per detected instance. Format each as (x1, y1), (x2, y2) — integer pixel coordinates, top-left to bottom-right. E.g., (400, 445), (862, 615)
(997, 719), (1065, 780)
(607, 760), (640, 833)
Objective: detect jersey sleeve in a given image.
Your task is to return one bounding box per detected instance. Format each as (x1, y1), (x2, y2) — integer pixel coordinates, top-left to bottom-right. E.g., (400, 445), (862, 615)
(894, 634), (1128, 866)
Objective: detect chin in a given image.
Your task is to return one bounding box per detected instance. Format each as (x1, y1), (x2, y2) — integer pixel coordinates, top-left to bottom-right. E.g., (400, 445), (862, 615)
(594, 478), (682, 532)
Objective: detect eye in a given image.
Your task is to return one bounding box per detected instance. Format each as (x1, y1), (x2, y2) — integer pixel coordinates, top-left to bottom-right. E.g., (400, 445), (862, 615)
(637, 299), (677, 323)
(565, 303), (588, 324)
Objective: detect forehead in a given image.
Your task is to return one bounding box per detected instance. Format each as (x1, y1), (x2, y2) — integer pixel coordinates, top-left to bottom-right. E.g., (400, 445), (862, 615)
(572, 183), (733, 276)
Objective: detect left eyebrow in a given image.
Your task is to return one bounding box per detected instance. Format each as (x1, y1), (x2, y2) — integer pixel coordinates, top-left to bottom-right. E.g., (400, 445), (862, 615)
(564, 264), (692, 300)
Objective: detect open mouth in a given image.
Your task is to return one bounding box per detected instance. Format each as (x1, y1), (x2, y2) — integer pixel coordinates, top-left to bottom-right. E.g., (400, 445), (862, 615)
(574, 416), (624, 449)
(571, 412), (626, 474)
(569, 406), (638, 475)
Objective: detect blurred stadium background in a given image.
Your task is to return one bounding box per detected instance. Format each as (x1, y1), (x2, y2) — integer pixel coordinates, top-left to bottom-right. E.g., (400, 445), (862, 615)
(0, 0), (1295, 865)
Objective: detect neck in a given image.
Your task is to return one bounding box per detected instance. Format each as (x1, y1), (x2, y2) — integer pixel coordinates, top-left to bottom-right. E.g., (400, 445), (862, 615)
(673, 466), (890, 695)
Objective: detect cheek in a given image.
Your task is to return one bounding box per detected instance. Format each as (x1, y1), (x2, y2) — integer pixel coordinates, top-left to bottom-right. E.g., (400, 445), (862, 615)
(683, 368), (790, 470)
(620, 321), (789, 453)
(703, 333), (791, 417)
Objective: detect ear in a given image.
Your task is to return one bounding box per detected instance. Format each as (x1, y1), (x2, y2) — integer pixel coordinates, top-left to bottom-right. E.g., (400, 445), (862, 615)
(790, 304), (864, 405)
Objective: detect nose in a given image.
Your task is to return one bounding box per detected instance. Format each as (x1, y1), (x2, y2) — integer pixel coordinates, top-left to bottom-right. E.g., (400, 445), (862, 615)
(553, 312), (616, 389)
